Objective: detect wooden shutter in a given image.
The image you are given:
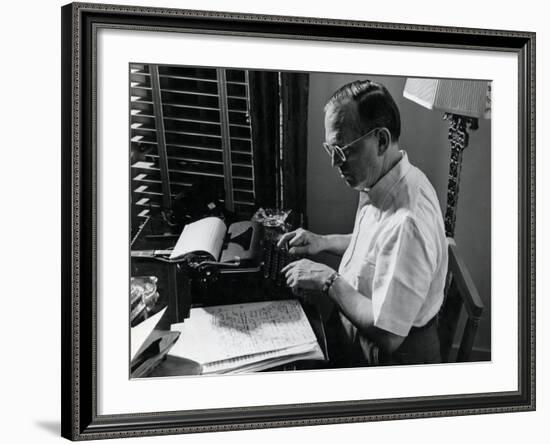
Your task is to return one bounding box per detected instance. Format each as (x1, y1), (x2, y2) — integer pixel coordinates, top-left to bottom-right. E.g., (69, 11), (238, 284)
(130, 64), (161, 220)
(130, 64), (256, 224)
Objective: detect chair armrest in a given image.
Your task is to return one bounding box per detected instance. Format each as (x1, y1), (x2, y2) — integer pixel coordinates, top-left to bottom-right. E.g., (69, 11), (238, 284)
(448, 244), (484, 319)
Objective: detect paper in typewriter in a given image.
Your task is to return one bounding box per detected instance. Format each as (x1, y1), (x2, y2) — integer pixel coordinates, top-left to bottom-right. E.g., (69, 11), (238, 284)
(169, 299), (323, 373)
(169, 216), (227, 261)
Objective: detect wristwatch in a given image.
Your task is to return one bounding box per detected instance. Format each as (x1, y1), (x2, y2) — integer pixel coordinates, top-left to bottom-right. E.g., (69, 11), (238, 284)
(322, 271), (340, 294)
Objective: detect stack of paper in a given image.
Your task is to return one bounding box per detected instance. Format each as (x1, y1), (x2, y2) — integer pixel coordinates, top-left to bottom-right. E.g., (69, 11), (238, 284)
(169, 299), (324, 374)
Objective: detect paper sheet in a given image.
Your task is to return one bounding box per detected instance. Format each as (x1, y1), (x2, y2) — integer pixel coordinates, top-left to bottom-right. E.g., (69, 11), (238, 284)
(169, 217), (227, 261)
(130, 307), (167, 361)
(202, 342), (324, 374)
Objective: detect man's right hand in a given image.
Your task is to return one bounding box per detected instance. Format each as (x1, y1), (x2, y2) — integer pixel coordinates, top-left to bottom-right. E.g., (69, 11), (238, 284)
(277, 228), (325, 256)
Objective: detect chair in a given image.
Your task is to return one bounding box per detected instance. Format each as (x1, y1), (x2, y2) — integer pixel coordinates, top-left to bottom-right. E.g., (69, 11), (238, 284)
(438, 239), (485, 362)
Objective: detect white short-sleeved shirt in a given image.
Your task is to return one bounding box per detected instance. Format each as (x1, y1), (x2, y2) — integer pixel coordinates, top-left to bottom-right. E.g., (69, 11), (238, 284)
(338, 151), (448, 337)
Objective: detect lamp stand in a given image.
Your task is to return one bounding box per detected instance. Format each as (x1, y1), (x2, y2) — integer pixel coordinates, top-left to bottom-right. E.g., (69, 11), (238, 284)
(443, 113), (478, 238)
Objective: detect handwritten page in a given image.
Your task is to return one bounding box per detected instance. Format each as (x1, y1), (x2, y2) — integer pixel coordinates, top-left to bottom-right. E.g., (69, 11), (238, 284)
(169, 300), (319, 366)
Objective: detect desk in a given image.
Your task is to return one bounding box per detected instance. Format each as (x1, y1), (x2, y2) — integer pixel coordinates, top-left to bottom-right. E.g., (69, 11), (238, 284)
(133, 300), (329, 378)
(130, 215), (330, 377)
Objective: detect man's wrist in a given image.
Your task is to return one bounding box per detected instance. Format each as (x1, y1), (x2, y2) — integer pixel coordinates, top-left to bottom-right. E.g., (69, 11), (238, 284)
(316, 234), (328, 253)
(321, 271), (340, 294)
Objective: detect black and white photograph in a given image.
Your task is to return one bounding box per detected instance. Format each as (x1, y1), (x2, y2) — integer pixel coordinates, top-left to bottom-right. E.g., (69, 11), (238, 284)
(128, 65), (491, 378)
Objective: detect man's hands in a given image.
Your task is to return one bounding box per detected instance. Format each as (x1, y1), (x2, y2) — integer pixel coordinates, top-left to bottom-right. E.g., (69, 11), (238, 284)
(277, 228), (339, 294)
(281, 259), (335, 292)
(277, 228), (325, 256)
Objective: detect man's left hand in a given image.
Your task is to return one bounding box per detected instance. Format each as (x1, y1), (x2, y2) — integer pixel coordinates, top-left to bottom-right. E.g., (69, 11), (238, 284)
(281, 259), (335, 292)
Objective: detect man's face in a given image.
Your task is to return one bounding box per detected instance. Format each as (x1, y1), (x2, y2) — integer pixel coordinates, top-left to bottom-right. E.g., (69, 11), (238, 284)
(324, 101), (384, 190)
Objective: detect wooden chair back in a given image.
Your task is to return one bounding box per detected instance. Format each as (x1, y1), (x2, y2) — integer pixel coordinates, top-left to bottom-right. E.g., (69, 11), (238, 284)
(438, 240), (485, 362)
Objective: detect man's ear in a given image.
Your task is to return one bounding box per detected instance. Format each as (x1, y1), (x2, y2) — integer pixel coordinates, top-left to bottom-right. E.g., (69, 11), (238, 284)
(376, 128), (391, 155)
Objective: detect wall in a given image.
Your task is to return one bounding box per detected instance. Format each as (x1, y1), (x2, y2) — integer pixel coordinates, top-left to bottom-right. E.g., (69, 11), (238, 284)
(1, 0), (545, 444)
(307, 73), (492, 351)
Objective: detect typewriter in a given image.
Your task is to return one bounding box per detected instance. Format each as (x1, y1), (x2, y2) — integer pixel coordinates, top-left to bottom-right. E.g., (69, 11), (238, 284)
(131, 208), (302, 321)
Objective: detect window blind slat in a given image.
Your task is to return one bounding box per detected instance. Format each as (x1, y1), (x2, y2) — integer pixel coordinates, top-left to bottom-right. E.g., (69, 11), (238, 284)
(160, 74), (218, 83)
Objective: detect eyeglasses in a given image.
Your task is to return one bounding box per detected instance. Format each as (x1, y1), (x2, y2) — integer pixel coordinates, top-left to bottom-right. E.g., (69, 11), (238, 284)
(323, 127), (380, 164)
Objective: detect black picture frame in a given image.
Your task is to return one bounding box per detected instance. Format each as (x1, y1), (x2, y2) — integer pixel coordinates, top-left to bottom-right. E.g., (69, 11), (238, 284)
(61, 2), (536, 440)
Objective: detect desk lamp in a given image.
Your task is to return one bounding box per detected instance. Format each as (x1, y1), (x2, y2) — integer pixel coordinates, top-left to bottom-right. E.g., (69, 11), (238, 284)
(403, 78), (491, 237)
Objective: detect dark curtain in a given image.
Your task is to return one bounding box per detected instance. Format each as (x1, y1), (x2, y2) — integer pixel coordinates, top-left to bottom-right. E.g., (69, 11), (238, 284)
(248, 71), (279, 209)
(280, 72), (309, 223)
(248, 71), (309, 221)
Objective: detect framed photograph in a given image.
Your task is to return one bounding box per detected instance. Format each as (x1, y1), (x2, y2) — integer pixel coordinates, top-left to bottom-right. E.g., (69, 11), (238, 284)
(61, 2), (535, 440)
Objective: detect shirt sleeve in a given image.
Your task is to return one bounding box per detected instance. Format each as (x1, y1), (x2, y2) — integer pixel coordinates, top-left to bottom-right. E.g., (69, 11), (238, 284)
(371, 216), (437, 337)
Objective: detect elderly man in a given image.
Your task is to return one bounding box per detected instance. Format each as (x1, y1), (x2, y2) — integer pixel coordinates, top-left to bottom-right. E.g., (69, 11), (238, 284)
(279, 80), (448, 365)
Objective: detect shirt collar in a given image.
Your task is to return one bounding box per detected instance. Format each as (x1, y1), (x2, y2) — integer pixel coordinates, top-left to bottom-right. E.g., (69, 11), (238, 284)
(361, 150), (411, 208)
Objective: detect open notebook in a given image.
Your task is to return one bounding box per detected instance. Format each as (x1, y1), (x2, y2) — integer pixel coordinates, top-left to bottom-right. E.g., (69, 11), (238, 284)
(169, 299), (325, 374)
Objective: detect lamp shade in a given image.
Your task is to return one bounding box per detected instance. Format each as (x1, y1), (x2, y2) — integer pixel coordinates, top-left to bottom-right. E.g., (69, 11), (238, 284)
(403, 78), (491, 119)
